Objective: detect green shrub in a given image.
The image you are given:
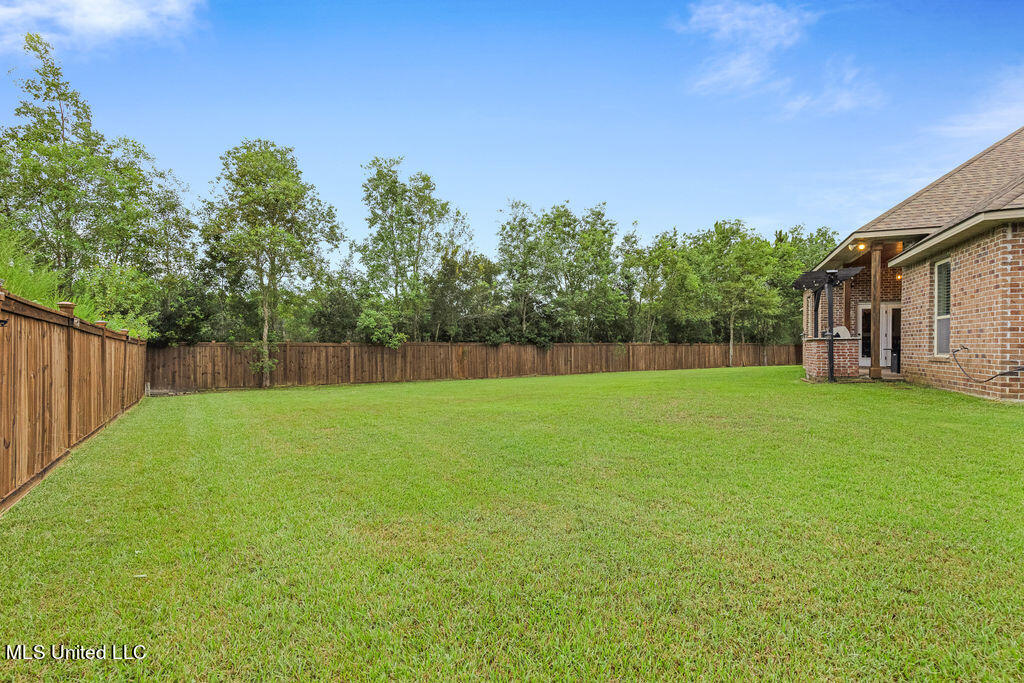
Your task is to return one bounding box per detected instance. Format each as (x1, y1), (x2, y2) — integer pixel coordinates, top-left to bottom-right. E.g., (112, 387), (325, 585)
(0, 227), (152, 337)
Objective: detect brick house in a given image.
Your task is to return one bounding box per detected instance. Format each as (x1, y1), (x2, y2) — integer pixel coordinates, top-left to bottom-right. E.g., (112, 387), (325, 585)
(802, 127), (1024, 400)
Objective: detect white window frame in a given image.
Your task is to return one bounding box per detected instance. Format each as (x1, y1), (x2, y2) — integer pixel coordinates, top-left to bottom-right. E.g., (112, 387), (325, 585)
(933, 258), (951, 356)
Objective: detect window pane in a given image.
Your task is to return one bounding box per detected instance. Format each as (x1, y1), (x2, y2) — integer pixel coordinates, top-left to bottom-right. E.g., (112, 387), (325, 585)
(936, 261), (951, 316)
(936, 317), (950, 355)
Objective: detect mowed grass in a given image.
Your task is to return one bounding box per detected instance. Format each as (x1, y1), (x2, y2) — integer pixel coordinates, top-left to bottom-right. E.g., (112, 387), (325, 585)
(2, 367), (1023, 679)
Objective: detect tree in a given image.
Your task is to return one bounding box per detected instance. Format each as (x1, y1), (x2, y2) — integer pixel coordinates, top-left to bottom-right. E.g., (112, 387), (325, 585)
(425, 246), (502, 342)
(72, 263), (161, 338)
(538, 202), (625, 342)
(618, 229), (704, 342)
(496, 200), (549, 343)
(689, 220), (781, 365)
(0, 225), (152, 336)
(201, 139), (342, 386)
(769, 225), (839, 343)
(1, 33), (191, 289)
(148, 270), (219, 346)
(310, 277), (361, 343)
(357, 157), (467, 345)
(309, 254), (363, 343)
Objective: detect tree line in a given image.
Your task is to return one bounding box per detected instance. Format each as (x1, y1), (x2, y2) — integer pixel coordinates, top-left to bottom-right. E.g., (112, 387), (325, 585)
(1, 35), (836, 382)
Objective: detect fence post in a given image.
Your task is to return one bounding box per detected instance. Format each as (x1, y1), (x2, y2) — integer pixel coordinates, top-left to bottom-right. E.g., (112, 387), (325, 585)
(58, 302), (76, 446)
(96, 322), (108, 420)
(120, 330), (129, 412)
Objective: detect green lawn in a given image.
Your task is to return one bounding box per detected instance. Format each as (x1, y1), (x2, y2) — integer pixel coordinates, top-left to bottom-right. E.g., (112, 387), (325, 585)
(2, 367), (1023, 679)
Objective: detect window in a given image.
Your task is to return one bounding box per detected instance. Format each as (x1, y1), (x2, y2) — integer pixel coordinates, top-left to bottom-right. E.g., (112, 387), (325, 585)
(934, 259), (951, 355)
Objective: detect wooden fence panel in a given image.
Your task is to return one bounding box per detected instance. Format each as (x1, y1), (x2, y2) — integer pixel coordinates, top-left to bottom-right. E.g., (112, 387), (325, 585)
(0, 291), (147, 510)
(145, 340), (801, 393)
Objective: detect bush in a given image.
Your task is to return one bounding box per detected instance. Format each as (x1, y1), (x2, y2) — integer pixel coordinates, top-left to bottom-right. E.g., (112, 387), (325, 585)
(0, 227), (152, 337)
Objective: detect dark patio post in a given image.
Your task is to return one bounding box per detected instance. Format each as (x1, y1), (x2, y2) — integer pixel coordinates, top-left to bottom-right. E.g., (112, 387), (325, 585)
(825, 271), (836, 383)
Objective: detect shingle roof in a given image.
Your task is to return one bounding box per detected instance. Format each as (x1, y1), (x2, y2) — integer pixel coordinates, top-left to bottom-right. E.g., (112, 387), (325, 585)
(854, 125), (1024, 235)
(934, 171), (1024, 231)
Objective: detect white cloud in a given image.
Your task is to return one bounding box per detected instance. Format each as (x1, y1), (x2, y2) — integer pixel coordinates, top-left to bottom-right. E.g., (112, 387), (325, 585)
(674, 0), (815, 94)
(682, 0), (813, 51)
(691, 51), (773, 93)
(783, 59), (884, 116)
(0, 0), (202, 51)
(676, 1), (879, 116)
(929, 66), (1024, 140)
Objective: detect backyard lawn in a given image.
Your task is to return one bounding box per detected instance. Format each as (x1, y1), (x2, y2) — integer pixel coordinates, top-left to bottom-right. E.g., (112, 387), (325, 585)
(1, 366), (1023, 678)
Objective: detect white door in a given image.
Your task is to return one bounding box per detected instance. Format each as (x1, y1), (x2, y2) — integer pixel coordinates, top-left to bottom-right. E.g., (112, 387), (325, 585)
(879, 305), (893, 368)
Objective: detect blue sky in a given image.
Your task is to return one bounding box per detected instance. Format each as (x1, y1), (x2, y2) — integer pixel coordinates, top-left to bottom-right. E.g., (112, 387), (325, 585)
(2, 0), (1024, 253)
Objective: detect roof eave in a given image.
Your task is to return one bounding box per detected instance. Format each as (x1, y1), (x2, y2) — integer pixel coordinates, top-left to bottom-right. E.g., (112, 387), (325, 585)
(813, 227), (935, 271)
(888, 208), (1024, 267)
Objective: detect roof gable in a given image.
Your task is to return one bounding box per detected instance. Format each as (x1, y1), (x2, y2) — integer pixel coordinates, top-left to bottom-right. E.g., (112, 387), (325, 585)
(854, 126), (1024, 235)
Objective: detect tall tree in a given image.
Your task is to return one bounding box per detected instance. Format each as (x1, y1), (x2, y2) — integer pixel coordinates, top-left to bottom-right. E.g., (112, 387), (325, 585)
(0, 33), (191, 289)
(538, 202), (625, 342)
(202, 139), (342, 386)
(689, 220), (780, 364)
(618, 229), (704, 342)
(425, 246), (501, 342)
(309, 252), (363, 343)
(496, 200), (550, 343)
(357, 157), (467, 345)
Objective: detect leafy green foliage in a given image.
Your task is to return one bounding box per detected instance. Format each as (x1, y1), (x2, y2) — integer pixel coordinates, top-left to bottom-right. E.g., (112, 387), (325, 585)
(770, 225), (842, 343)
(357, 156), (468, 343)
(425, 246), (502, 342)
(0, 227), (151, 336)
(201, 138), (342, 383)
(0, 225), (60, 304)
(688, 220), (781, 363)
(147, 272), (220, 346)
(1, 34), (191, 290)
(356, 298), (409, 349)
(618, 228), (704, 342)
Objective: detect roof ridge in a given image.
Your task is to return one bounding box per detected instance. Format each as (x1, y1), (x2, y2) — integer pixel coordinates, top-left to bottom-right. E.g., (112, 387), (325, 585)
(855, 124), (1024, 233)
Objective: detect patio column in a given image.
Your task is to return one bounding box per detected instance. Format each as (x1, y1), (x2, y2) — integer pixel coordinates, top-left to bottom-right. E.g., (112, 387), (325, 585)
(869, 243), (883, 379)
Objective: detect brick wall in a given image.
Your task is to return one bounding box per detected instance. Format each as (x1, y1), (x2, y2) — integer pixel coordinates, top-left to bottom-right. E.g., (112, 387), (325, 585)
(802, 337), (860, 380)
(901, 223), (1024, 400)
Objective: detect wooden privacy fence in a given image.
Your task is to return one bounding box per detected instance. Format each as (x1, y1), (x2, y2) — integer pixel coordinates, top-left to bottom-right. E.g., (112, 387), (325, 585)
(147, 341), (801, 392)
(0, 290), (146, 510)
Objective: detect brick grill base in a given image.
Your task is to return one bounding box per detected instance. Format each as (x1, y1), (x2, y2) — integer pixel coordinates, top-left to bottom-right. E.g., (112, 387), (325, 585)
(802, 337), (861, 381)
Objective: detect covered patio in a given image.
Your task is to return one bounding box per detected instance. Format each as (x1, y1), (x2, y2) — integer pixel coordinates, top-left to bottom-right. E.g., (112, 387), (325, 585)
(804, 234), (921, 380)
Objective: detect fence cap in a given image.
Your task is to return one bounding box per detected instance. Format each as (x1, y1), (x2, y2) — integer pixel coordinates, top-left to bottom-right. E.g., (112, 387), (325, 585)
(95, 320), (108, 328)
(57, 301), (76, 315)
